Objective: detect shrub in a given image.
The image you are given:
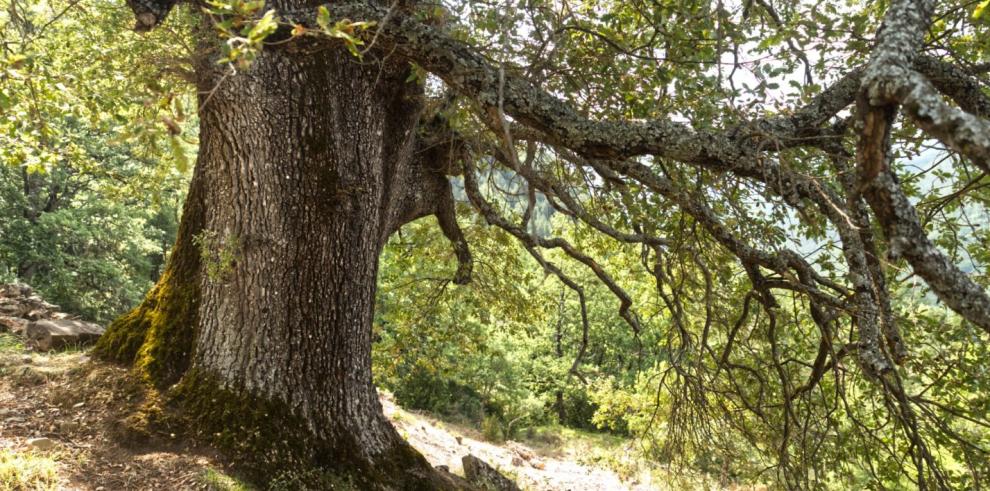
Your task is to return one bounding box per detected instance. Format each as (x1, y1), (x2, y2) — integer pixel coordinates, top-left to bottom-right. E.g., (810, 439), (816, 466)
(390, 366), (490, 423)
(481, 414), (504, 443)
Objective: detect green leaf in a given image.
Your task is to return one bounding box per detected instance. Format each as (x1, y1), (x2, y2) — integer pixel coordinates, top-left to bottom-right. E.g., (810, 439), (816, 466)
(975, 0), (990, 20)
(248, 10), (279, 42)
(170, 136), (189, 173)
(317, 6), (331, 31)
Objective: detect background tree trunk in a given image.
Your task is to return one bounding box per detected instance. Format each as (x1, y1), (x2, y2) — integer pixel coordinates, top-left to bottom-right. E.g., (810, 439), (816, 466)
(96, 28), (462, 491)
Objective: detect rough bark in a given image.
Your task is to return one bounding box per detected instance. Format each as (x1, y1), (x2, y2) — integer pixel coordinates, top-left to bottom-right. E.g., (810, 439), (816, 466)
(96, 7), (471, 489)
(857, 0), (990, 335)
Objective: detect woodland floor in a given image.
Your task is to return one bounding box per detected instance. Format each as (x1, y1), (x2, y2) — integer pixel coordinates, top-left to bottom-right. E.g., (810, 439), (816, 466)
(0, 332), (673, 490)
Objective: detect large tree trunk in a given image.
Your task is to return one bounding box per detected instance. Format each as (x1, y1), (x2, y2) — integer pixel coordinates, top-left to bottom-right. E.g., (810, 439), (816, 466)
(95, 20), (466, 490)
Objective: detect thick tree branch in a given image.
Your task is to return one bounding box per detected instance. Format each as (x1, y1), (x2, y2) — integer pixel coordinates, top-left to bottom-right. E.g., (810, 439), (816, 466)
(288, 2), (860, 166)
(858, 0), (990, 335)
(914, 56), (990, 118)
(387, 111), (474, 284)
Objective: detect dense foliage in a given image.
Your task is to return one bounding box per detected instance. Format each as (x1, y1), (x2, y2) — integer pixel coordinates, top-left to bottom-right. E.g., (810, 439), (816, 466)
(3, 0), (990, 489)
(363, 0), (990, 487)
(0, 1), (193, 321)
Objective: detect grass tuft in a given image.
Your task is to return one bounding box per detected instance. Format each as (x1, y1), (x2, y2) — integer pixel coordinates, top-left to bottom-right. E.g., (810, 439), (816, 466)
(199, 467), (256, 491)
(0, 449), (60, 491)
(0, 331), (24, 353)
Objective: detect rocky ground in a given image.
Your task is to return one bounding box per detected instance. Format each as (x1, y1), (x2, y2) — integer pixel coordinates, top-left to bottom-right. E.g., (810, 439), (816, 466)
(0, 283), (105, 352)
(381, 395), (658, 491)
(0, 340), (230, 490)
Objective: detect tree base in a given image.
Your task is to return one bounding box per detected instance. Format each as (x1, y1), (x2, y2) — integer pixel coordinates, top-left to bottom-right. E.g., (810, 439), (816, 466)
(86, 358), (467, 490)
(91, 267), (199, 387)
(169, 370), (469, 489)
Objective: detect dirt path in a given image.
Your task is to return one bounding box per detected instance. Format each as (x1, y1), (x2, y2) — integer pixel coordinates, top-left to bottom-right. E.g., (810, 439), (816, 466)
(0, 349), (227, 490)
(381, 396), (655, 490)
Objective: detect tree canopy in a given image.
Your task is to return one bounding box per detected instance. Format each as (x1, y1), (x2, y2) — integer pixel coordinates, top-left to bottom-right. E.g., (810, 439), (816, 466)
(3, 0), (990, 488)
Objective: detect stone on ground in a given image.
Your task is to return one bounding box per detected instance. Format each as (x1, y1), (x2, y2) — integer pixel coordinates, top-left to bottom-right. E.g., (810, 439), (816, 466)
(0, 315), (28, 335)
(27, 437), (56, 451)
(462, 454), (521, 491)
(25, 319), (105, 351)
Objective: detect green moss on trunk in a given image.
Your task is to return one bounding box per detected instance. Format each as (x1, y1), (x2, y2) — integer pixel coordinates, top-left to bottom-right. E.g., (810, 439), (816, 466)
(168, 369), (331, 483)
(92, 269), (199, 386)
(166, 370), (464, 490)
(92, 170), (205, 387)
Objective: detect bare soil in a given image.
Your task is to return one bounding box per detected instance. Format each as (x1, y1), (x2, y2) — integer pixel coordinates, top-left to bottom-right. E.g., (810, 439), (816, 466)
(0, 347), (230, 490)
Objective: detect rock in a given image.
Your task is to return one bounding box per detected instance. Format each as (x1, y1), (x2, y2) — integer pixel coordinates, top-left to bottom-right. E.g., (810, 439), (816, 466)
(511, 456), (523, 467)
(59, 421), (81, 433)
(26, 437), (55, 451)
(0, 283), (82, 336)
(1, 282), (33, 297)
(462, 455), (521, 491)
(507, 442), (534, 461)
(25, 319), (104, 351)
(436, 465), (450, 473)
(0, 284), (60, 321)
(0, 298), (26, 317)
(0, 315), (28, 334)
(455, 436), (463, 445)
(530, 460), (545, 470)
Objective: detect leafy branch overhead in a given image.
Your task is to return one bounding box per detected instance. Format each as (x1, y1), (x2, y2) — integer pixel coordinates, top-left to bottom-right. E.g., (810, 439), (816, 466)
(268, 0), (990, 338)
(201, 1), (376, 67)
(19, 0), (990, 487)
